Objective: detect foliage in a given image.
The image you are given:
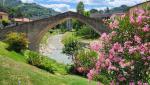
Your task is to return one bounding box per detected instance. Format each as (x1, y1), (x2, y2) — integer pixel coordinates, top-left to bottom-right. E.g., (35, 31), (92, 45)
(90, 9), (99, 14)
(76, 25), (99, 39)
(5, 32), (29, 53)
(74, 49), (98, 74)
(25, 51), (67, 74)
(26, 51), (55, 73)
(76, 1), (84, 14)
(62, 33), (81, 56)
(88, 9), (150, 84)
(2, 19), (10, 27)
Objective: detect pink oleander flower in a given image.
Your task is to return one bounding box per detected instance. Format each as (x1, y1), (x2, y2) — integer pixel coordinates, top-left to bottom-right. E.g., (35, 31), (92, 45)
(112, 42), (123, 52)
(130, 16), (135, 23)
(87, 69), (97, 80)
(143, 83), (149, 85)
(142, 25), (149, 32)
(118, 74), (126, 81)
(136, 9), (145, 15)
(110, 80), (115, 85)
(129, 46), (137, 54)
(147, 56), (150, 60)
(134, 35), (141, 43)
(105, 58), (111, 67)
(109, 20), (119, 29)
(111, 31), (117, 37)
(119, 60), (132, 68)
(136, 15), (143, 24)
(139, 44), (149, 54)
(124, 41), (132, 48)
(100, 33), (110, 42)
(90, 42), (101, 51)
(108, 65), (118, 71)
(137, 80), (142, 85)
(129, 82), (135, 85)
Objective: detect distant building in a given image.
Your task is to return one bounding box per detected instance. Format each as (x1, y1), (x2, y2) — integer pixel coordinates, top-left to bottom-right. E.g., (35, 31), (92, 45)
(110, 13), (126, 20)
(0, 12), (9, 21)
(14, 18), (33, 24)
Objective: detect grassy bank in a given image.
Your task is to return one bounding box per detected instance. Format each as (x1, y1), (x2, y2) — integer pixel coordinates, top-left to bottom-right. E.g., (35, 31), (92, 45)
(0, 41), (97, 85)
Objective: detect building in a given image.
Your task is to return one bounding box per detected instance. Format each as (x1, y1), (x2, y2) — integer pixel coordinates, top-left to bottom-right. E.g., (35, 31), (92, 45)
(110, 13), (126, 20)
(0, 12), (9, 21)
(14, 18), (33, 24)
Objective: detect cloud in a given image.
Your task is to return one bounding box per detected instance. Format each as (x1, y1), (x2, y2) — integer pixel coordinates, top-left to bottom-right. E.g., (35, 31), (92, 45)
(21, 0), (34, 3)
(40, 4), (71, 12)
(22, 0), (147, 12)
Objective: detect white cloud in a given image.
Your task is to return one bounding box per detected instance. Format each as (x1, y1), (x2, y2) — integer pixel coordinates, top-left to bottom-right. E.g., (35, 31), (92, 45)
(21, 0), (34, 3)
(40, 4), (71, 12)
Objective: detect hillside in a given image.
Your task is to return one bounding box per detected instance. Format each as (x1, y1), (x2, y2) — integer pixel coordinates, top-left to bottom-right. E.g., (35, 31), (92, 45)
(0, 0), (59, 19)
(0, 42), (97, 85)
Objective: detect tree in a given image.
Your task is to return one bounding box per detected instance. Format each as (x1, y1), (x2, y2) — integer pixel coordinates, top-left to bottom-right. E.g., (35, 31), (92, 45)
(90, 9), (98, 14)
(76, 1), (84, 14)
(105, 7), (110, 13)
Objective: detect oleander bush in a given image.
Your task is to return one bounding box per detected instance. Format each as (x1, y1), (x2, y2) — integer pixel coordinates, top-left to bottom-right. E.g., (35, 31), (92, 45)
(88, 9), (150, 85)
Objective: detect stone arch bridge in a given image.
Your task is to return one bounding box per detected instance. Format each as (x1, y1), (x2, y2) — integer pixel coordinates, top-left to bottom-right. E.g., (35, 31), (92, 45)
(0, 11), (109, 51)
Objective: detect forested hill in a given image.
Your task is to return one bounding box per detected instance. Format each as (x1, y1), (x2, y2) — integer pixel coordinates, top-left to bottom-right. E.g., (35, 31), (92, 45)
(0, 0), (60, 19)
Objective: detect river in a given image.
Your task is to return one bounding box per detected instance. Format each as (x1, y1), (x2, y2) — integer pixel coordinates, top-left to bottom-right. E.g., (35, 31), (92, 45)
(40, 34), (72, 64)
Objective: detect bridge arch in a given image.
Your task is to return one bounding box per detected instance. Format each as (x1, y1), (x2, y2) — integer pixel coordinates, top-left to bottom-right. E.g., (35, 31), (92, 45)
(0, 11), (109, 51)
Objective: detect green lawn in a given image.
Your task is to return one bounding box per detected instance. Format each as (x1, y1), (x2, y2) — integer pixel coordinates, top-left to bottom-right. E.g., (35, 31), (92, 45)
(0, 41), (97, 85)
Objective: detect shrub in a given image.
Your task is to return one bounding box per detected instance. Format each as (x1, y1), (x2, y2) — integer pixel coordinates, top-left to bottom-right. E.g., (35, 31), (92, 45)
(76, 25), (99, 39)
(74, 49), (98, 74)
(5, 32), (29, 53)
(88, 9), (150, 84)
(62, 33), (81, 56)
(26, 51), (56, 73)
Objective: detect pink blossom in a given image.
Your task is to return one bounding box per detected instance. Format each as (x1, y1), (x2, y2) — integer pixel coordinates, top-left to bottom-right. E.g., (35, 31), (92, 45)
(143, 83), (149, 85)
(129, 46), (137, 54)
(118, 77), (126, 81)
(147, 56), (150, 60)
(109, 20), (119, 29)
(110, 80), (115, 85)
(136, 9), (145, 15)
(112, 42), (124, 52)
(137, 80), (142, 85)
(129, 82), (135, 85)
(108, 65), (118, 71)
(130, 16), (135, 23)
(124, 41), (132, 48)
(90, 42), (101, 51)
(136, 15), (143, 24)
(105, 58), (111, 67)
(100, 33), (110, 42)
(111, 31), (117, 37)
(142, 25), (149, 32)
(144, 62), (148, 65)
(134, 35), (141, 43)
(87, 69), (96, 80)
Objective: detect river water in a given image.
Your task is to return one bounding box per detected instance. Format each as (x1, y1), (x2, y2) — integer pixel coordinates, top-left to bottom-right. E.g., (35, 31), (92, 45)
(40, 34), (72, 64)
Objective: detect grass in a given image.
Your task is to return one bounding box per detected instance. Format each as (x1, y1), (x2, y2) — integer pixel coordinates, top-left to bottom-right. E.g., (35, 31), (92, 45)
(0, 41), (97, 85)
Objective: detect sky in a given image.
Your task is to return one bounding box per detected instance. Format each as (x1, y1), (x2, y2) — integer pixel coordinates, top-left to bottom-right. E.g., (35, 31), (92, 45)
(20, 0), (148, 12)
